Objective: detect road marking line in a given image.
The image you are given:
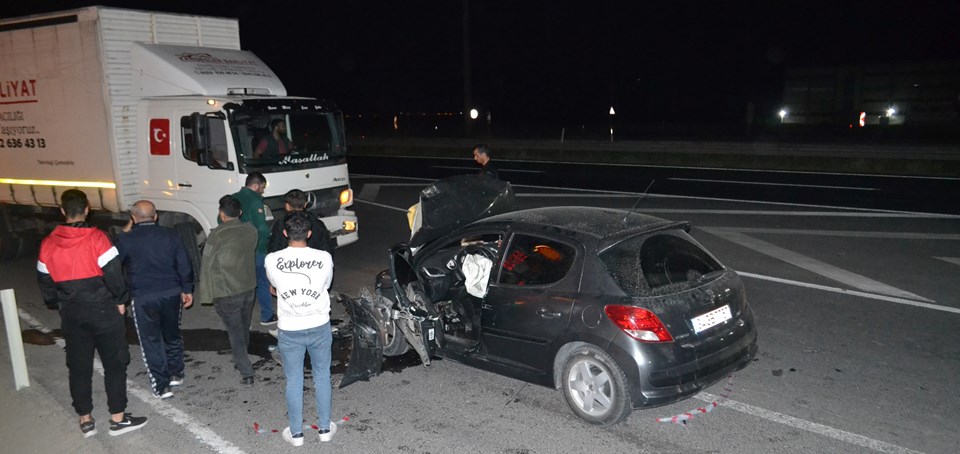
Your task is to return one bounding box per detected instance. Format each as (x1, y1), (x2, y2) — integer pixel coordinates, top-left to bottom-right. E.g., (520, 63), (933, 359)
(704, 229), (932, 301)
(934, 257), (960, 267)
(357, 183), (380, 200)
(518, 193), (640, 198)
(738, 272), (959, 314)
(431, 165), (544, 174)
(17, 309), (247, 454)
(350, 173), (960, 218)
(354, 198), (409, 213)
(706, 227), (960, 241)
(695, 393), (925, 454)
(353, 154), (960, 181)
(669, 177), (879, 191)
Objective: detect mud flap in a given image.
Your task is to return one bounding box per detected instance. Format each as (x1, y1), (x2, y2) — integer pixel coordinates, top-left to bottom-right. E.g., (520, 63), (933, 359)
(340, 294), (385, 388)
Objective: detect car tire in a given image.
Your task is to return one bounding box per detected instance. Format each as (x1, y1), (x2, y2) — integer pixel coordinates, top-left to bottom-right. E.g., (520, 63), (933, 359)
(560, 345), (632, 426)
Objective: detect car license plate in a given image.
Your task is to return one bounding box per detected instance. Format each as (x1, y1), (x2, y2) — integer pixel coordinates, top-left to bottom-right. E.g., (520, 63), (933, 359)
(691, 305), (732, 333)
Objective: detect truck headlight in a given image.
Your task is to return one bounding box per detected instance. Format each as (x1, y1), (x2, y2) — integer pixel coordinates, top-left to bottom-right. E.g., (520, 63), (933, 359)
(339, 188), (353, 206)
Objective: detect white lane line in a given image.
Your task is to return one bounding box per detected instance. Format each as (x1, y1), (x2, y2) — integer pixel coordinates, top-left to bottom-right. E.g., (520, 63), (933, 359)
(518, 193), (639, 198)
(353, 154), (960, 181)
(16, 310), (246, 454)
(669, 177), (879, 191)
(935, 257), (960, 267)
(706, 227), (960, 241)
(431, 165), (545, 174)
(647, 209), (958, 219)
(704, 229), (932, 301)
(695, 393), (924, 454)
(357, 183), (380, 200)
(738, 272), (959, 314)
(354, 198), (409, 213)
(352, 173), (960, 218)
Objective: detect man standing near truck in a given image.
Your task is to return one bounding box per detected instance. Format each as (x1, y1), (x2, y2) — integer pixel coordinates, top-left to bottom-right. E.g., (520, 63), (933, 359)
(232, 172), (277, 325)
(37, 189), (148, 438)
(116, 200), (194, 400)
(198, 195), (259, 384)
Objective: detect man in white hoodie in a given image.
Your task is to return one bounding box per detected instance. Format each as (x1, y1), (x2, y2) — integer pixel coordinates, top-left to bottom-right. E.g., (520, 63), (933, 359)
(264, 211), (336, 447)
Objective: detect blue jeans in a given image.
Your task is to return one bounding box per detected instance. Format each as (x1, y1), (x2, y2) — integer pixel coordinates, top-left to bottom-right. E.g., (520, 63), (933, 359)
(278, 323), (332, 433)
(255, 253), (274, 322)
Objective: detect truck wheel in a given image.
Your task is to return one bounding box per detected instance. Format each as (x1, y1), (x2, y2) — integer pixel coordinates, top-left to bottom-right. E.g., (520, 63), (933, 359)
(0, 231), (25, 260)
(175, 222), (203, 282)
(560, 345), (632, 426)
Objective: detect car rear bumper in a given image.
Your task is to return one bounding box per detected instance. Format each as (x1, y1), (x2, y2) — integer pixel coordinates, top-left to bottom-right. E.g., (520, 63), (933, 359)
(631, 325), (757, 408)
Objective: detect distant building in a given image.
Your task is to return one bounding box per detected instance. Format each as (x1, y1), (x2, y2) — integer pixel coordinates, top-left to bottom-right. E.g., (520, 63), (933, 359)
(781, 60), (960, 127)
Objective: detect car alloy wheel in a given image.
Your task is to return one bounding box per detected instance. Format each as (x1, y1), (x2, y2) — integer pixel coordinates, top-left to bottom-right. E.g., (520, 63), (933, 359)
(561, 345), (631, 426)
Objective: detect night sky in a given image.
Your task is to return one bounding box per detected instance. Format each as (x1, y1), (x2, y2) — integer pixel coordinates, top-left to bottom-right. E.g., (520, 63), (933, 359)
(5, 1), (960, 126)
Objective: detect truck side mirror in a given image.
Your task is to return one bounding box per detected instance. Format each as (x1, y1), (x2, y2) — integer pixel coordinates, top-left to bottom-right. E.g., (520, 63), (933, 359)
(190, 112), (209, 153)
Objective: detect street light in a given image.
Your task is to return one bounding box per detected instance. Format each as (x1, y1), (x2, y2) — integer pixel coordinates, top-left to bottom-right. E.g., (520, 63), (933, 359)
(778, 109), (787, 123)
(886, 107), (896, 117)
(470, 108), (479, 120)
(609, 106), (615, 142)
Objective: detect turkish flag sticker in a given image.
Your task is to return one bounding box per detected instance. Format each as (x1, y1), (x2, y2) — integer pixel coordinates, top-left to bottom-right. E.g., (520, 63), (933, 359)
(149, 119), (170, 155)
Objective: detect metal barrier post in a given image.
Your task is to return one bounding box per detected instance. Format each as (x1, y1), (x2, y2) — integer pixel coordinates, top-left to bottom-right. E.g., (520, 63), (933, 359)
(1, 289), (30, 390)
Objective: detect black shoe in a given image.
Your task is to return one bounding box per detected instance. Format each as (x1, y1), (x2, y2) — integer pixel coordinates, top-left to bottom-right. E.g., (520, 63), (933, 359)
(109, 414), (147, 436)
(260, 315), (278, 326)
(242, 376), (255, 385)
(169, 375), (184, 387)
(154, 386), (174, 399)
(80, 418), (97, 438)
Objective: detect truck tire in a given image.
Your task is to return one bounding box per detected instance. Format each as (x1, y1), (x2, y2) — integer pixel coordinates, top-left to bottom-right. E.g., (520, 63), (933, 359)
(175, 222), (203, 282)
(0, 231), (25, 260)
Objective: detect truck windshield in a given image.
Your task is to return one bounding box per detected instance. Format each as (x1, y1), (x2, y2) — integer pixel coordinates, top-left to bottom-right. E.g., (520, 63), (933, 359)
(229, 107), (346, 174)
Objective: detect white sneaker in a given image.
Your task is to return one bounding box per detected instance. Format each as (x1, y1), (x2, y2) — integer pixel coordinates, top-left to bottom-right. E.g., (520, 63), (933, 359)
(282, 427), (304, 447)
(319, 421), (337, 442)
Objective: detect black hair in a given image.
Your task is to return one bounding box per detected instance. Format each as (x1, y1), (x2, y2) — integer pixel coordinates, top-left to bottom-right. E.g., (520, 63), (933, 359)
(475, 143), (491, 158)
(245, 172), (266, 187)
(219, 195), (242, 218)
(269, 118), (285, 131)
(284, 211), (311, 242)
(283, 189), (308, 210)
(61, 189), (89, 218)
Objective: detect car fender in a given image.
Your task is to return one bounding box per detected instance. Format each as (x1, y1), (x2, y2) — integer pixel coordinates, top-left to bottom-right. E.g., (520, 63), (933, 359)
(339, 292), (385, 388)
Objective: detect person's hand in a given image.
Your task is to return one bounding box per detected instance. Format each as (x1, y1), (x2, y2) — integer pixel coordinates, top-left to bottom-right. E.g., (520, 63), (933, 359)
(181, 293), (193, 309)
(270, 286), (277, 296)
(117, 304), (126, 316)
(122, 218), (134, 233)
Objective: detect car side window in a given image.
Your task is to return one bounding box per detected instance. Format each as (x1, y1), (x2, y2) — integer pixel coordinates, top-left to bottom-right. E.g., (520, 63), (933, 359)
(498, 234), (575, 286)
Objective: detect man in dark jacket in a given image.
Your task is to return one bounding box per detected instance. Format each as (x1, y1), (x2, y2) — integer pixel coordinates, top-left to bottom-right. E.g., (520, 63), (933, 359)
(198, 195), (259, 385)
(37, 189), (148, 438)
(116, 200), (194, 400)
(267, 189), (336, 258)
(473, 143), (499, 179)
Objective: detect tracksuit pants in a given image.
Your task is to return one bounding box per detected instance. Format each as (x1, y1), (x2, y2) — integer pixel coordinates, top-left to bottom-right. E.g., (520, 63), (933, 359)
(131, 293), (185, 395)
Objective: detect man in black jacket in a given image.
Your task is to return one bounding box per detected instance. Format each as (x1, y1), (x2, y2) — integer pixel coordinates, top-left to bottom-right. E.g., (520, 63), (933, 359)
(116, 200), (194, 400)
(267, 189), (335, 258)
(37, 189), (148, 438)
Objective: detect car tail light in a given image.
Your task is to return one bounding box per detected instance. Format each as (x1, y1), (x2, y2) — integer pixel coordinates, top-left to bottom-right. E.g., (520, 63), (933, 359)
(604, 305), (673, 343)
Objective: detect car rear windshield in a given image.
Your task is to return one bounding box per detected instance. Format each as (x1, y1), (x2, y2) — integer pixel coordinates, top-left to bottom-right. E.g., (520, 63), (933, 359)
(600, 233), (723, 296)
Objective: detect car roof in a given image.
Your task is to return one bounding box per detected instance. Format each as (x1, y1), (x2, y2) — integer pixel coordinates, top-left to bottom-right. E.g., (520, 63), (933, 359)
(479, 206), (683, 240)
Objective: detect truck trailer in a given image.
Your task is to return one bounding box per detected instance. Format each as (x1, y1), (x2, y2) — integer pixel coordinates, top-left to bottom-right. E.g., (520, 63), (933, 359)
(0, 6), (358, 261)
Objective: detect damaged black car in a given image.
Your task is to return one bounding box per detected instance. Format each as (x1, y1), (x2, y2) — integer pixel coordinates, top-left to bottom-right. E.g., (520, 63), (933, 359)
(342, 179), (757, 426)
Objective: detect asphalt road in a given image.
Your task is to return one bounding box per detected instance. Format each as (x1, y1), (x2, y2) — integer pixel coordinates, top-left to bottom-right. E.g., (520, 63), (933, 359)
(2, 169), (959, 453)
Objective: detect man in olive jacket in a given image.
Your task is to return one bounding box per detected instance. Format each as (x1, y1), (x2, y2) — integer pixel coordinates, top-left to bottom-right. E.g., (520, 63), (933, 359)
(197, 195), (258, 384)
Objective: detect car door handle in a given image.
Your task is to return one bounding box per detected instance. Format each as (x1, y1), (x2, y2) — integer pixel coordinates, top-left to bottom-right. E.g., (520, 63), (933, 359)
(537, 307), (561, 319)
(178, 183), (193, 188)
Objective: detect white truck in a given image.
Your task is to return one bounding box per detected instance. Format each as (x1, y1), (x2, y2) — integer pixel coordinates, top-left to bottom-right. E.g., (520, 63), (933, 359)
(0, 6), (358, 262)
